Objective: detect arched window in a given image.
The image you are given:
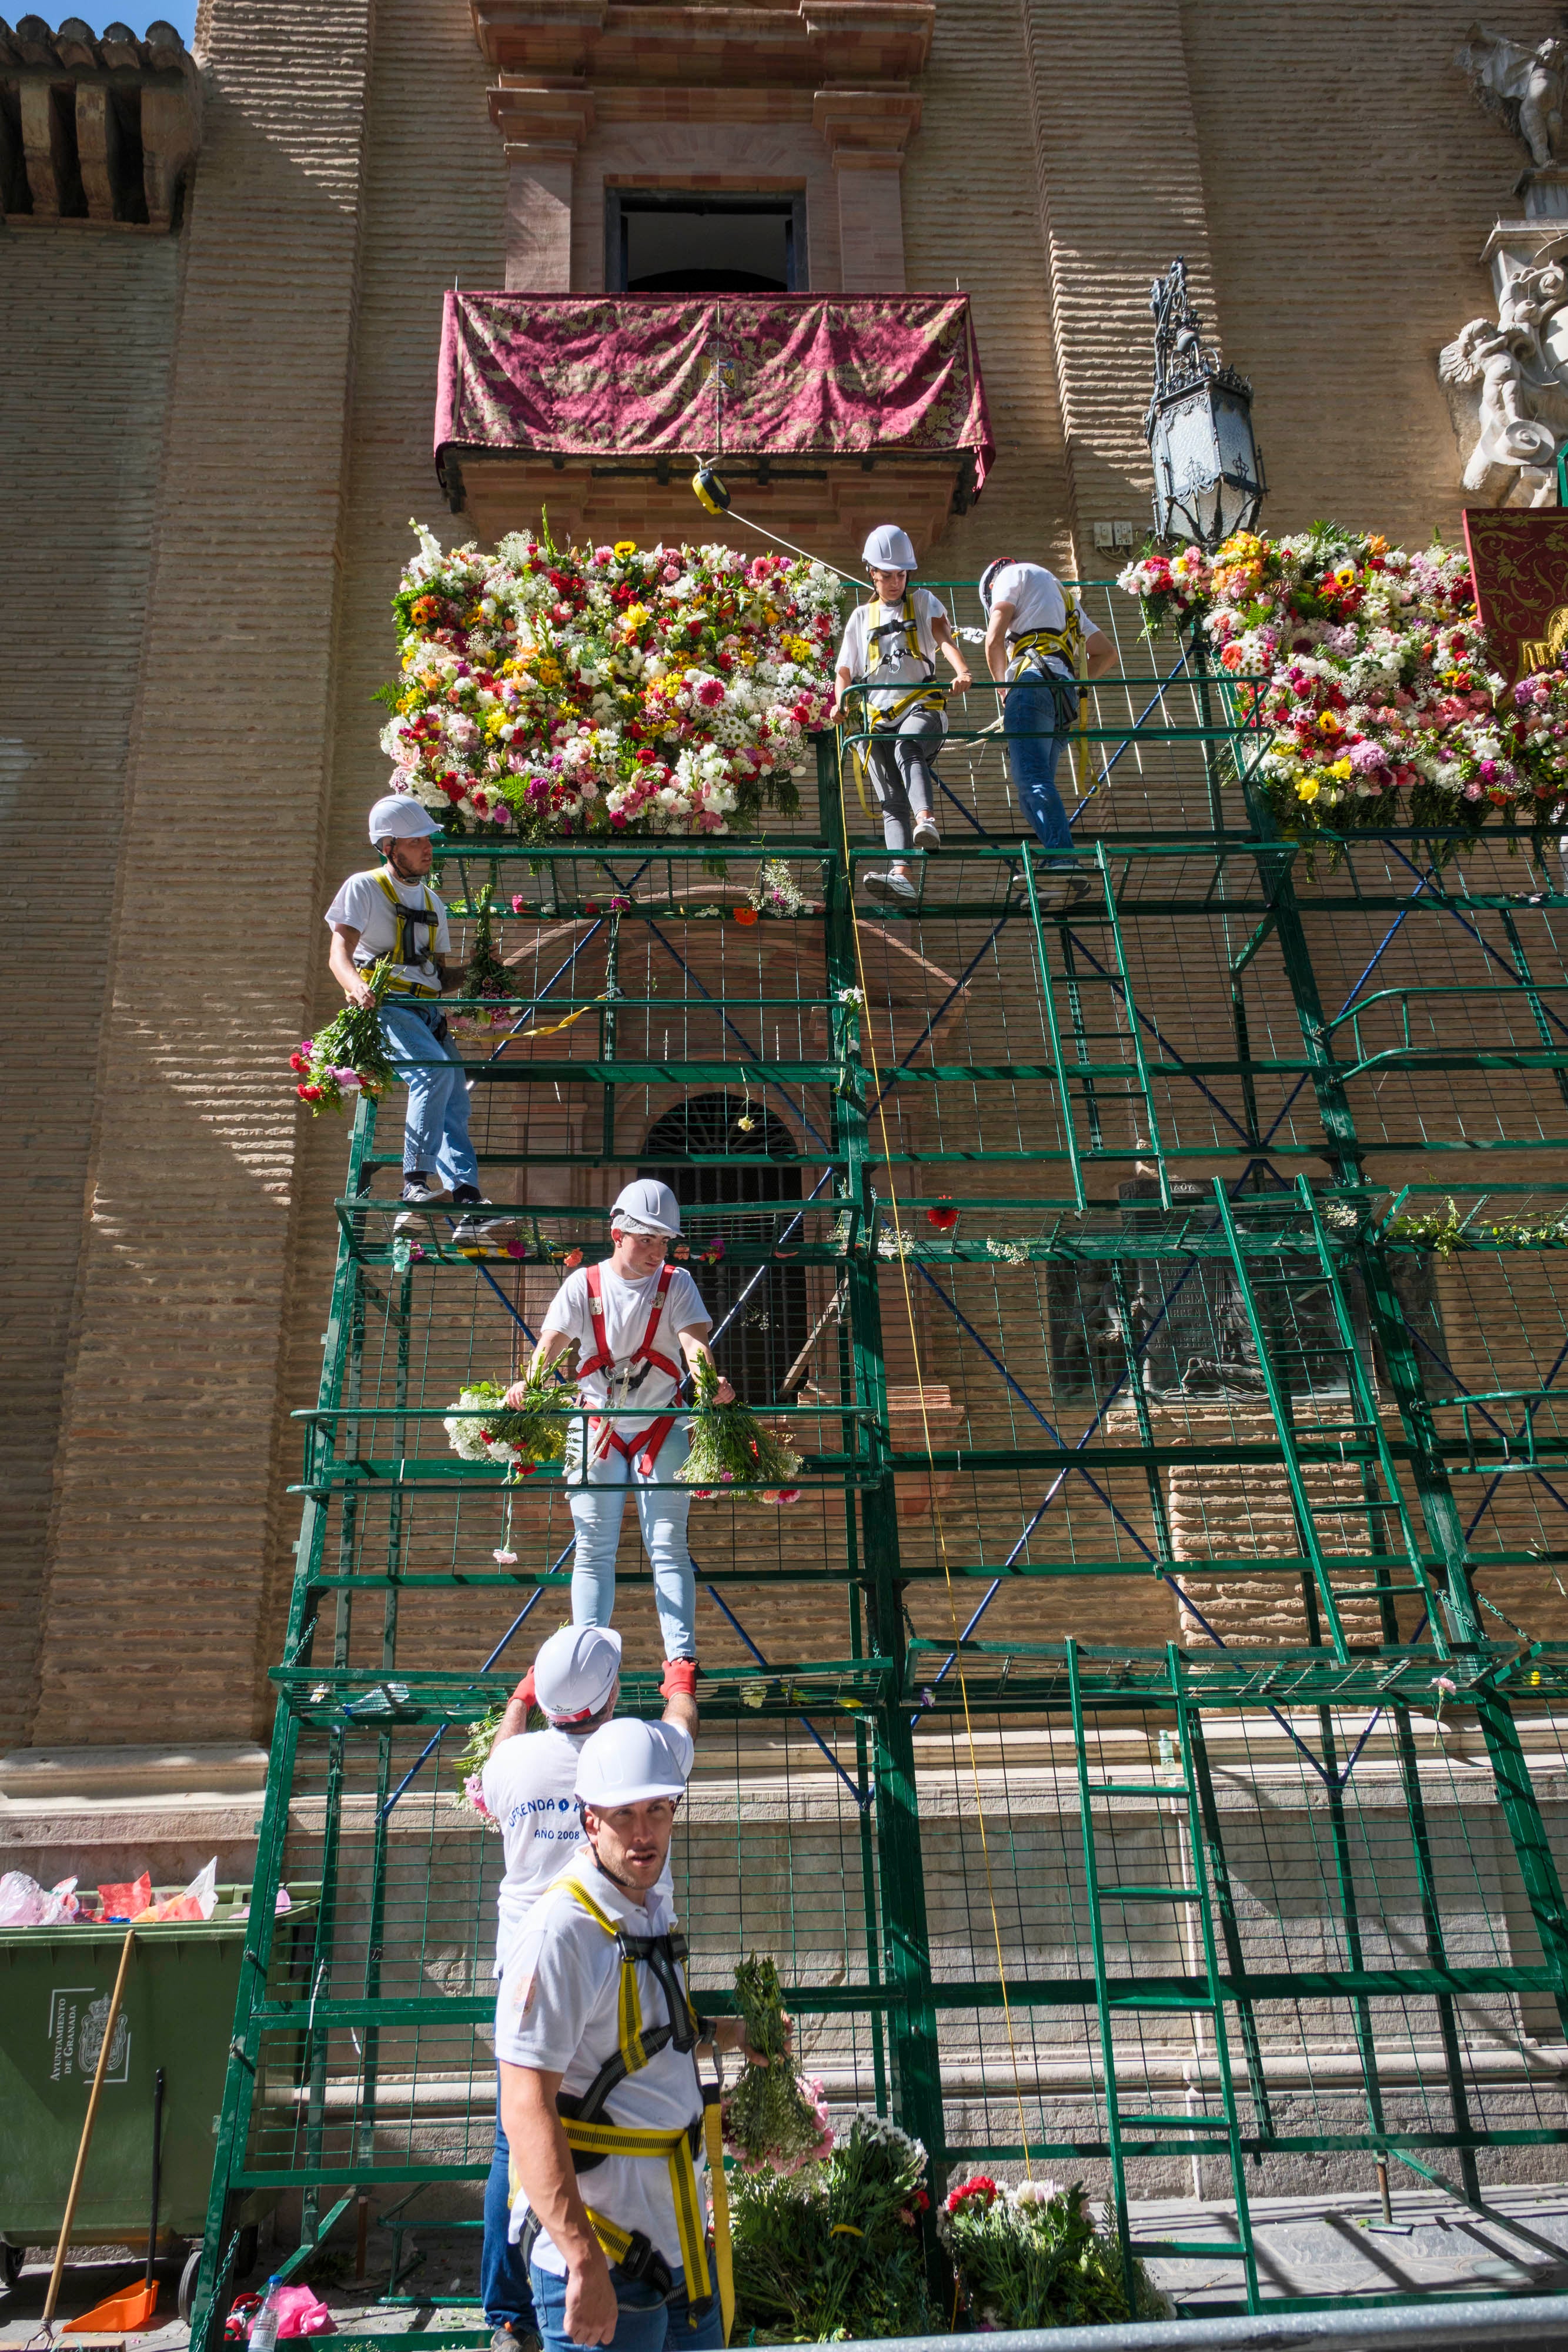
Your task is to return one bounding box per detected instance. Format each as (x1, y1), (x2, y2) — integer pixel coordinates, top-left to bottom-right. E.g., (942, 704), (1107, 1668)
(641, 1093), (807, 1404)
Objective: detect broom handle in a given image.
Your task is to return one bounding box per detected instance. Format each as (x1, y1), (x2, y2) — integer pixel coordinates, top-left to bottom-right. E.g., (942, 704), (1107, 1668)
(43, 1929), (136, 2326)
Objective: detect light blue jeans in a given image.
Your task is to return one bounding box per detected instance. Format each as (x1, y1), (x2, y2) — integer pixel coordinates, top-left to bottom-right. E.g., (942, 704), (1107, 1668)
(379, 996), (480, 1191)
(530, 2259), (721, 2352)
(1004, 669), (1078, 860)
(566, 1419), (696, 1662)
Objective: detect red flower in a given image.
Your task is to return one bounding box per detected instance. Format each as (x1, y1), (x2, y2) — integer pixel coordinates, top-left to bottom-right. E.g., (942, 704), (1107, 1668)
(289, 1052), (309, 1074)
(733, 906), (759, 926)
(583, 900), (601, 914)
(945, 2174), (998, 2214)
(926, 1205), (959, 1231)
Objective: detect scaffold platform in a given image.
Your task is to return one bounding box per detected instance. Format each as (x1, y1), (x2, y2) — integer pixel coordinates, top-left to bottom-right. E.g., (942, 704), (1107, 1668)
(191, 583), (1568, 2338)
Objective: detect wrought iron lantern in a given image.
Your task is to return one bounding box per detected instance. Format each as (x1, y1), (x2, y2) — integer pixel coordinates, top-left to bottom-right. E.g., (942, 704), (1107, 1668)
(1142, 258), (1265, 549)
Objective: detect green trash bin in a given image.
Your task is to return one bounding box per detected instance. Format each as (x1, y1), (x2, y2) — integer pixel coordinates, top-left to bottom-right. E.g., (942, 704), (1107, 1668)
(0, 1886), (316, 2284)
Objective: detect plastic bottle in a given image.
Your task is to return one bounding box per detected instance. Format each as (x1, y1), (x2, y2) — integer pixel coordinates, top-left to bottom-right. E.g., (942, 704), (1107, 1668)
(249, 2276), (285, 2352)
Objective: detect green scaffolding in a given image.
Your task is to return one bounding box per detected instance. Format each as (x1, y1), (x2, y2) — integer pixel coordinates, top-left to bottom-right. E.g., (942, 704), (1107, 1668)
(193, 586), (1568, 2337)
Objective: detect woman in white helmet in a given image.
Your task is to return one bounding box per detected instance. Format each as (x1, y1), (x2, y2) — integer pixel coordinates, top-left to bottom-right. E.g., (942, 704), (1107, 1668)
(324, 793), (508, 1242)
(503, 1181), (734, 1684)
(829, 524), (971, 904)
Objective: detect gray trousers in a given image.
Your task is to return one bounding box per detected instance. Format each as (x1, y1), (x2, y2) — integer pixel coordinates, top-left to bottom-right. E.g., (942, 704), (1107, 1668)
(864, 708), (944, 853)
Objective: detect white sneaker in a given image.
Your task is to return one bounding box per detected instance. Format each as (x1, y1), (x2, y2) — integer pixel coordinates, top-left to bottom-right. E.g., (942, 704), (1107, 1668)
(451, 1212), (513, 1247)
(865, 868), (918, 904)
(393, 1179), (444, 1234)
(1035, 872), (1092, 910)
(912, 817), (941, 852)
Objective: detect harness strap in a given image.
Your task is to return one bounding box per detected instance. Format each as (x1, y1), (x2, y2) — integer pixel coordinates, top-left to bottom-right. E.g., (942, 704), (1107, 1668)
(372, 870), (443, 998)
(581, 1264), (683, 1469)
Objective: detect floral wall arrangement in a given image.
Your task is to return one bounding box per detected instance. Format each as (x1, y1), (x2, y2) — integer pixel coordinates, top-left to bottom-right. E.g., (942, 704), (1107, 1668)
(1118, 523), (1568, 841)
(377, 522), (838, 841)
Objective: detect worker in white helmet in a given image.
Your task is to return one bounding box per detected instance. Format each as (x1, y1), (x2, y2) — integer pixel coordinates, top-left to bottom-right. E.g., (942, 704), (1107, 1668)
(324, 793), (509, 1241)
(480, 1626), (697, 2352)
(503, 1181), (734, 1688)
(828, 524), (971, 905)
(499, 1719), (775, 2352)
(979, 557), (1118, 907)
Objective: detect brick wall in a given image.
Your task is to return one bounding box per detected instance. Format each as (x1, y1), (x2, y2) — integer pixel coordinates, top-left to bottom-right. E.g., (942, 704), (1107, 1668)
(0, 233), (178, 1749)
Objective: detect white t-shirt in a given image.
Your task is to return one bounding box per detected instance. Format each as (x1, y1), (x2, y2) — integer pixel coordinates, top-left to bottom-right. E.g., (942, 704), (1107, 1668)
(985, 563), (1103, 680)
(482, 1720), (693, 1976)
(496, 1843), (705, 2277)
(324, 867), (451, 993)
(838, 589), (950, 711)
(542, 1262), (710, 1439)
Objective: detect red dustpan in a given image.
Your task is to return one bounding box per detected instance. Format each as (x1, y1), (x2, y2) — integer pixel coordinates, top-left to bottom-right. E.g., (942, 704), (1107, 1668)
(63, 2064), (165, 2335)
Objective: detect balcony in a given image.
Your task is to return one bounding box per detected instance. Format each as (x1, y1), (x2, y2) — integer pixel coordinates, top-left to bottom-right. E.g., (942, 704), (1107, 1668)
(433, 289), (992, 556)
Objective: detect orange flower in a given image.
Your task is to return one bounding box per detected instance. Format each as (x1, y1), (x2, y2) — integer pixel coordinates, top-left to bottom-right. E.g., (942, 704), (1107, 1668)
(734, 905), (760, 926)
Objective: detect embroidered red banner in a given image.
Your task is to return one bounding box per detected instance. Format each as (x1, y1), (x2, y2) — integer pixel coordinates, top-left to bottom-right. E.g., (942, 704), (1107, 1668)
(434, 292), (994, 495)
(1463, 507), (1568, 681)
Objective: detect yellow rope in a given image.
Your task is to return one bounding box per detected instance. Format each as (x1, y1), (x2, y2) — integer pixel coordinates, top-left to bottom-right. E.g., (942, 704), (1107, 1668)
(832, 727), (1035, 2179)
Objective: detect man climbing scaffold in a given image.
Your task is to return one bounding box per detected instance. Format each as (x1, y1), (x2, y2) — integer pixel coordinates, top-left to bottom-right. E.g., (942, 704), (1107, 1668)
(480, 1625), (698, 2352)
(324, 794), (508, 1242)
(980, 555), (1118, 906)
(503, 1181), (734, 1689)
(829, 524), (971, 904)
(499, 1719), (772, 2352)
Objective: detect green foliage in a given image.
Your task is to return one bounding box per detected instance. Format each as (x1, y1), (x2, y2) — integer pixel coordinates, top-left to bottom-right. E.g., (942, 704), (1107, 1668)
(940, 2176), (1162, 2331)
(460, 883), (511, 1001)
(290, 956), (400, 1115)
(1386, 1197), (1568, 1255)
(679, 1359), (804, 1504)
(730, 2114), (935, 2344)
(722, 1957), (831, 2173)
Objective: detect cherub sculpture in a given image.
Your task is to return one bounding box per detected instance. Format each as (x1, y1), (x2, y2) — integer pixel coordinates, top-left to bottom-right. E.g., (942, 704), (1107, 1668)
(1457, 22), (1568, 169)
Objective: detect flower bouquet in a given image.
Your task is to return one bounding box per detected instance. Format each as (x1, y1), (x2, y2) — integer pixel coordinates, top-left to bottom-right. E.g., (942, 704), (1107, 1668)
(447, 883), (516, 1040)
(746, 857), (814, 918)
(443, 1360), (574, 1476)
(454, 1703), (505, 1828)
(721, 1955), (834, 2176)
(376, 522), (838, 843)
(729, 2112), (934, 2344)
(1118, 522), (1568, 844)
(290, 957), (400, 1114)
(678, 1359), (803, 1504)
(940, 2173), (1162, 2330)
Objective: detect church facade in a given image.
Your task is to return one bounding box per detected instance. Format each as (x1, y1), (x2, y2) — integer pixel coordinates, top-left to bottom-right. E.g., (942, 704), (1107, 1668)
(1, 0), (1563, 1813)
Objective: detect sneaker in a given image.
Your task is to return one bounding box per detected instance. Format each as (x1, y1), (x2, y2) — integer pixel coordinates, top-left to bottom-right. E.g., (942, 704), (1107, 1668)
(450, 1213), (514, 1247)
(864, 868), (918, 904)
(393, 1178), (444, 1234)
(912, 817), (941, 852)
(1035, 873), (1092, 910)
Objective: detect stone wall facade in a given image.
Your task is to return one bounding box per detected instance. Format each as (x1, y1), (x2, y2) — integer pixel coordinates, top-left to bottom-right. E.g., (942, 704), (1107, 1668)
(3, 0), (1567, 1759)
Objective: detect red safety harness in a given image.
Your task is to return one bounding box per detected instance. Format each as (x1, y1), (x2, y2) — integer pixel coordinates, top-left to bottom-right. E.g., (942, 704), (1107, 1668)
(579, 1261), (684, 1476)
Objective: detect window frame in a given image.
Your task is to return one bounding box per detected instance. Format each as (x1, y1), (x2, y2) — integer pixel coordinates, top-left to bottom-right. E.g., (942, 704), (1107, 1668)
(604, 188), (808, 295)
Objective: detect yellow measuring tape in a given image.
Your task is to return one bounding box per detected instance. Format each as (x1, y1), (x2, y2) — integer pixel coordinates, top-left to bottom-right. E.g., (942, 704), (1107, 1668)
(832, 725), (1039, 2179)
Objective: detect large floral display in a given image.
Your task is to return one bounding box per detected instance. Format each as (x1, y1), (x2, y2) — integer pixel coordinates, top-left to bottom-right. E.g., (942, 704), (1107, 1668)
(377, 522), (838, 841)
(1118, 523), (1568, 839)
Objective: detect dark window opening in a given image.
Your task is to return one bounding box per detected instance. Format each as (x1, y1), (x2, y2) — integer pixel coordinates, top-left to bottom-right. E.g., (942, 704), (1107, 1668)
(641, 1092), (807, 1405)
(607, 192), (806, 295)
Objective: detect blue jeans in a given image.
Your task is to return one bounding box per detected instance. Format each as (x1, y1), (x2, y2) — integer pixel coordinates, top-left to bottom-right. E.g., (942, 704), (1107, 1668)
(379, 996), (480, 1191)
(529, 2260), (722, 2352)
(1004, 669), (1078, 859)
(565, 1420), (695, 1662)
(483, 2086), (537, 2336)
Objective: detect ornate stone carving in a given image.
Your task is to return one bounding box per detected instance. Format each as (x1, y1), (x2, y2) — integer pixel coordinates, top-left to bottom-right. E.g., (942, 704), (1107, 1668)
(1439, 249), (1568, 506)
(1457, 22), (1568, 169)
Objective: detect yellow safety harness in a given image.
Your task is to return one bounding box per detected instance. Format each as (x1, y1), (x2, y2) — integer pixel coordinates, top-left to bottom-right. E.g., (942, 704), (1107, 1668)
(372, 868), (443, 998)
(1006, 600), (1091, 794)
(848, 594), (948, 821)
(510, 1876), (718, 2316)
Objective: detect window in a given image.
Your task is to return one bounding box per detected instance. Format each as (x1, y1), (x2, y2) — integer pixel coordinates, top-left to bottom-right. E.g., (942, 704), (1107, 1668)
(641, 1093), (808, 1403)
(607, 192), (807, 294)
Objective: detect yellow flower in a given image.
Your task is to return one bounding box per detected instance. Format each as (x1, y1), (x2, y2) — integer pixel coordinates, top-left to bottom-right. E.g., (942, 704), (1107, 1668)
(1296, 775), (1320, 802)
(1317, 710), (1343, 736)
(1328, 756), (1352, 780)
(1332, 563), (1357, 587)
(613, 540), (637, 559)
(484, 711), (507, 738)
(620, 602), (650, 634)
(397, 690), (420, 715)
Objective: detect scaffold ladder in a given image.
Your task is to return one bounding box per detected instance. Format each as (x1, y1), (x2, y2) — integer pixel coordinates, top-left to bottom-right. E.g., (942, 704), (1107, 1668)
(1024, 842), (1171, 1209)
(1213, 1181), (1450, 1665)
(1067, 1639), (1261, 2314)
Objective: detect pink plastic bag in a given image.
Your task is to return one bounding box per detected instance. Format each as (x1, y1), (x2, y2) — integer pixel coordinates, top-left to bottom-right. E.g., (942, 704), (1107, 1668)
(268, 2286), (335, 2339)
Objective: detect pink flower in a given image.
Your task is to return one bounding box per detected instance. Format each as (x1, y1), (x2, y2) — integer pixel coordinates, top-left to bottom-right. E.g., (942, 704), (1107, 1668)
(463, 1772), (495, 1820)
(493, 1547), (519, 1564)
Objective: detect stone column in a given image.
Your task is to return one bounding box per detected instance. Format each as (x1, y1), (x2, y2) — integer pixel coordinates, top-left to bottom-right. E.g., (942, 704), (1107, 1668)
(33, 0), (376, 1742)
(490, 83), (594, 290)
(1017, 0), (1219, 564)
(813, 89), (920, 292)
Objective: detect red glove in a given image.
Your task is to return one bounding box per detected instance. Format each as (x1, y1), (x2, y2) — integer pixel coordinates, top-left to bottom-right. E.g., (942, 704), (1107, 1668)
(513, 1666), (537, 1712)
(660, 1658), (699, 1700)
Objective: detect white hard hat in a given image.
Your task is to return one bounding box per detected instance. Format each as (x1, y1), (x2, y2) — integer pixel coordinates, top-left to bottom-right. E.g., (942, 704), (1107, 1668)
(862, 524), (917, 573)
(978, 558), (1013, 610)
(534, 1624), (622, 1723)
(369, 793), (441, 846)
(576, 1718), (688, 1809)
(609, 1179), (682, 1238)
